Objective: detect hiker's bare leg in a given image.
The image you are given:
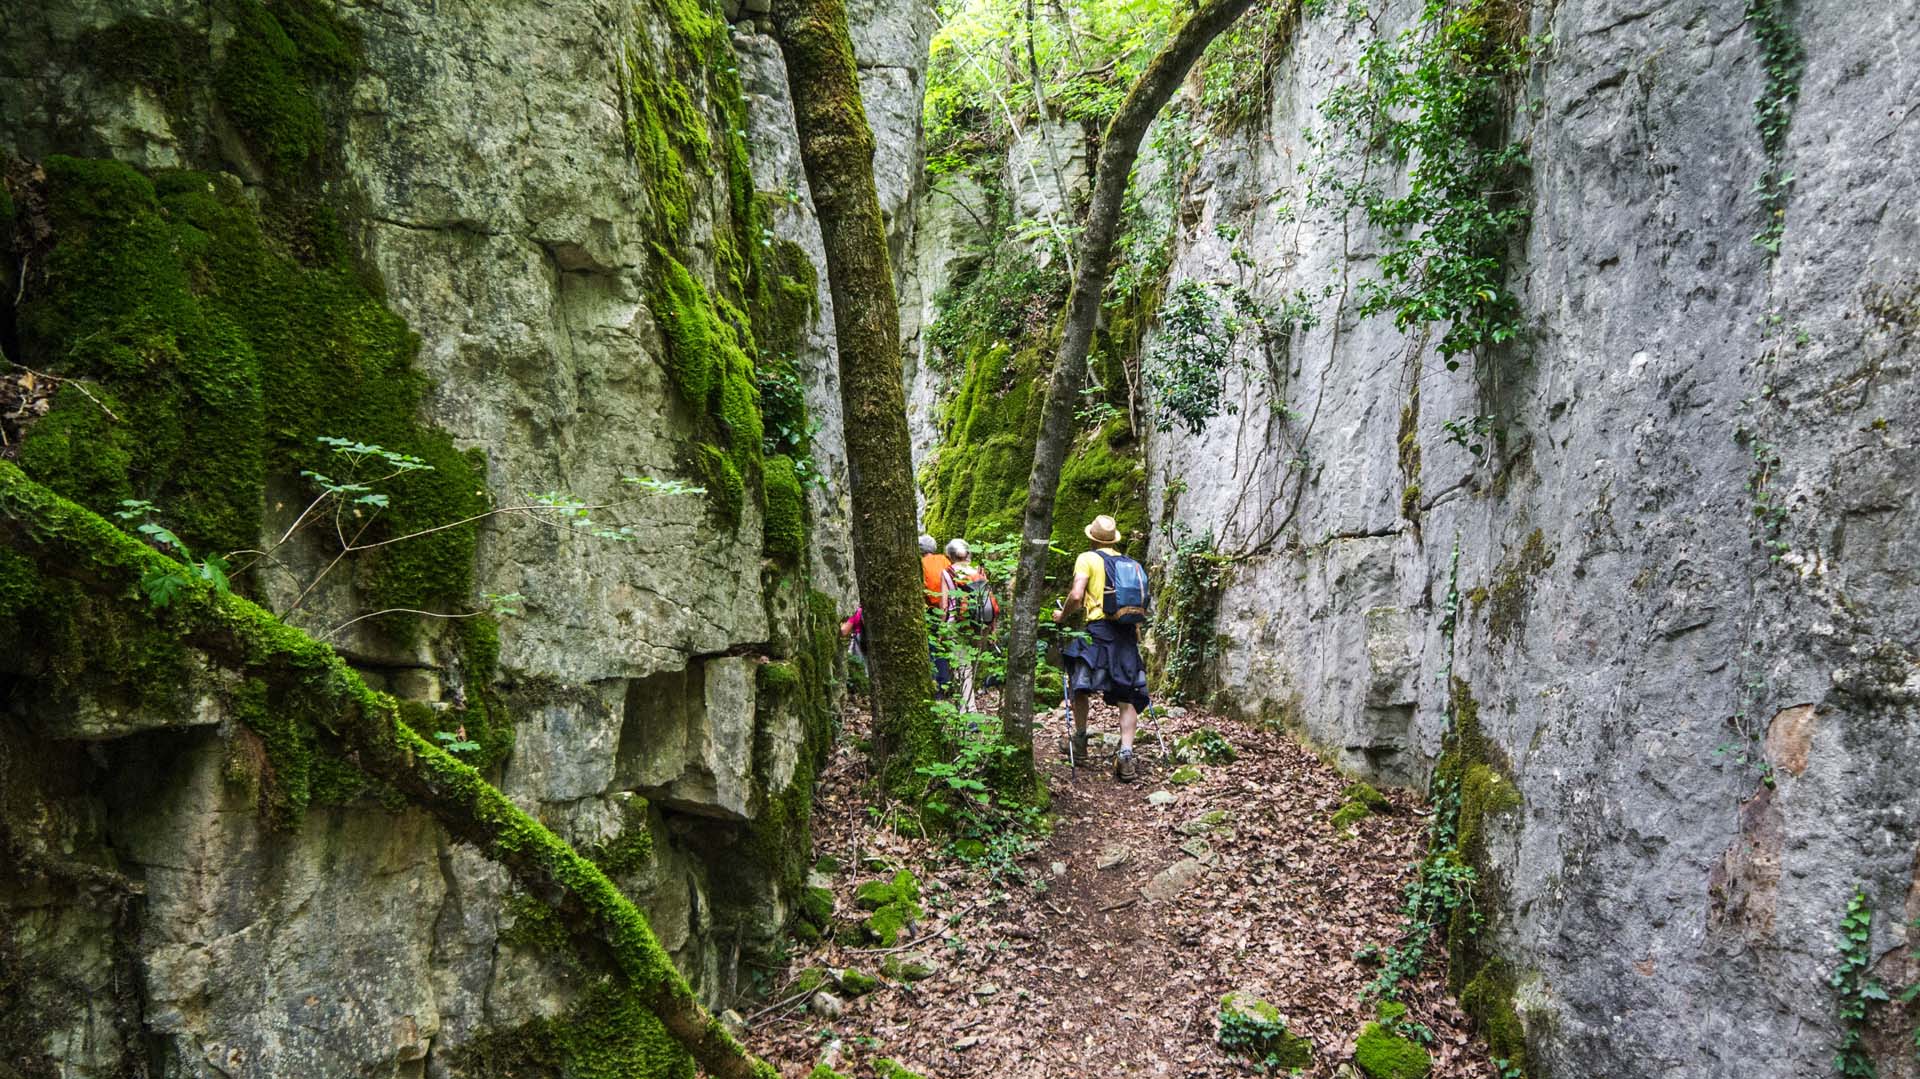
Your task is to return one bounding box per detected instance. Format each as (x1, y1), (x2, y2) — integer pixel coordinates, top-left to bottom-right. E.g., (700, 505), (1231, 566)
(1118, 702), (1137, 753)
(1070, 691), (1090, 737)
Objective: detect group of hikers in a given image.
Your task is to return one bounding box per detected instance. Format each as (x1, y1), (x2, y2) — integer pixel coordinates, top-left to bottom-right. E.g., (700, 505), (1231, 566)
(840, 513), (1153, 782)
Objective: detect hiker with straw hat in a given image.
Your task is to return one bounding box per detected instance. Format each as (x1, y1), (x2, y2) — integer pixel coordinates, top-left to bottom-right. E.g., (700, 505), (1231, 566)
(1052, 514), (1152, 782)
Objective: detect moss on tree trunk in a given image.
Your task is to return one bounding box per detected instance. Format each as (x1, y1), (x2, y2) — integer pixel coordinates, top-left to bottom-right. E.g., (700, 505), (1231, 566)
(773, 0), (943, 793)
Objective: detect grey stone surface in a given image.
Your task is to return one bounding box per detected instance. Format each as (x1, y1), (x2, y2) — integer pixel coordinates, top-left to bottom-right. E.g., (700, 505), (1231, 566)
(1118, 0), (1920, 1074)
(0, 0), (929, 1073)
(1142, 857), (1206, 903)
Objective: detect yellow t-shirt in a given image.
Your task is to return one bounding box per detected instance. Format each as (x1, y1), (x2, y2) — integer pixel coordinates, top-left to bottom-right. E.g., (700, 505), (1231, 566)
(1073, 548), (1120, 621)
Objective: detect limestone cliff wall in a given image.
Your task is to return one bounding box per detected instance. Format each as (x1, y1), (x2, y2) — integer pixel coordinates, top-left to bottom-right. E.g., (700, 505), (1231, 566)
(0, 1), (928, 1076)
(1138, 1), (1920, 1074)
(906, 0), (1917, 1074)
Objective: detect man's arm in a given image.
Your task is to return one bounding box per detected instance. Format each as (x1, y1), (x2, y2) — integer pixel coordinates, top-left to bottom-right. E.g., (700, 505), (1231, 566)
(1054, 572), (1090, 623)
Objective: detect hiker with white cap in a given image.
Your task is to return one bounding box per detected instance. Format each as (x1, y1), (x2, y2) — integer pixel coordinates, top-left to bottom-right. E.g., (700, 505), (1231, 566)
(939, 538), (1000, 712)
(1052, 514), (1152, 781)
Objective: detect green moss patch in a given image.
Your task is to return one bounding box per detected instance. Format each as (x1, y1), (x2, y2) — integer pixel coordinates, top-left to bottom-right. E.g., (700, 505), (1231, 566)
(1354, 1021), (1431, 1079)
(852, 869), (924, 946)
(214, 0), (361, 177)
(763, 454), (806, 562)
(17, 158), (489, 630)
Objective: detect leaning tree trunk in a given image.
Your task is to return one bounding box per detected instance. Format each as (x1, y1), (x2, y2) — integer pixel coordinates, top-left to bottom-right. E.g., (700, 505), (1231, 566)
(773, 0), (942, 794)
(998, 0), (1300, 757)
(0, 464), (777, 1079)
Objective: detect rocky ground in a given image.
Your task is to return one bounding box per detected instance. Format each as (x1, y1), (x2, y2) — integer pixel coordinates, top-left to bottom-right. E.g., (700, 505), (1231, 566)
(753, 698), (1500, 1078)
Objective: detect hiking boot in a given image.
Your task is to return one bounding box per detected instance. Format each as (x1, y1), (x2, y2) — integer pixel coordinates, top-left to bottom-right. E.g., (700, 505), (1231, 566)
(1113, 749), (1139, 783)
(1058, 730), (1089, 762)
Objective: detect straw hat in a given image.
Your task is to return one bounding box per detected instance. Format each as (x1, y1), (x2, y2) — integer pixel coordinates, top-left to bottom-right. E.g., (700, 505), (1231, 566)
(1084, 514), (1120, 545)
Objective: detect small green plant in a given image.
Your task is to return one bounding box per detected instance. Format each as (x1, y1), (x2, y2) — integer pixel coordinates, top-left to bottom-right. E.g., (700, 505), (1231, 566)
(1175, 727), (1237, 764)
(115, 499), (232, 606)
(1216, 992), (1313, 1073)
(434, 729), (482, 754)
(916, 700), (1048, 883)
(114, 436), (706, 641)
(1442, 415), (1497, 457)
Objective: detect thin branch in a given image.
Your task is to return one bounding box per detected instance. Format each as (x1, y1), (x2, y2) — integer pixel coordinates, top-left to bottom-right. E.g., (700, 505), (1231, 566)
(8, 362), (122, 423)
(320, 606), (488, 640)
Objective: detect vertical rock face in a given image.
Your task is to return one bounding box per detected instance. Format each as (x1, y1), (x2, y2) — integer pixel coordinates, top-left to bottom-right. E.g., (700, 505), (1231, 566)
(1105, 0), (1918, 1073)
(0, 1), (927, 1077)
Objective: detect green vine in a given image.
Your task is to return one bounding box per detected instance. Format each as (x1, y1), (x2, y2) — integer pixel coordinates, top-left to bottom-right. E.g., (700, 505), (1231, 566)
(1744, 0), (1803, 254)
(1830, 888), (1920, 1077)
(1307, 0), (1534, 365)
(1156, 529), (1233, 700)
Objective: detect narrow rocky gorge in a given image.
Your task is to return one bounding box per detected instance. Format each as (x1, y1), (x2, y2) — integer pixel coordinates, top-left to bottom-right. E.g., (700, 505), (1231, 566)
(1, 0), (1915, 1077)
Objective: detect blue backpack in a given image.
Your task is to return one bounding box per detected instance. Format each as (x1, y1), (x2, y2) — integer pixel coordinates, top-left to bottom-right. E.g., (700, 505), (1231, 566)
(1097, 551), (1151, 625)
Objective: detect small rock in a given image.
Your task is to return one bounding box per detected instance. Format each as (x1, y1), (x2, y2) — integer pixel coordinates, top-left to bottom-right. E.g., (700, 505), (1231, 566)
(1168, 764), (1203, 785)
(809, 990), (845, 1018)
(1142, 858), (1206, 902)
(1177, 809), (1230, 836)
(955, 1035), (980, 1050)
(719, 1009), (748, 1039)
(1049, 860), (1067, 877)
(1097, 845), (1130, 870)
(1147, 790), (1177, 807)
(973, 982), (999, 997)
(1179, 837), (1214, 862)
(1168, 705), (1189, 718)
(819, 1038), (845, 1069)
(881, 951), (938, 981)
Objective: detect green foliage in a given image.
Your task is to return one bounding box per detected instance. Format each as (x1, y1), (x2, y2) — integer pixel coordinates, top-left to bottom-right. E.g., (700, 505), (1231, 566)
(1175, 727), (1237, 764)
(1148, 280), (1235, 433)
(1307, 0), (1533, 364)
(1147, 279), (1317, 433)
(916, 701), (1051, 881)
(1745, 0), (1803, 253)
(925, 248), (1069, 369)
(1217, 991), (1314, 1072)
(924, 0), (1184, 172)
(1156, 529), (1232, 699)
(1197, 0), (1300, 132)
(1829, 888), (1905, 1078)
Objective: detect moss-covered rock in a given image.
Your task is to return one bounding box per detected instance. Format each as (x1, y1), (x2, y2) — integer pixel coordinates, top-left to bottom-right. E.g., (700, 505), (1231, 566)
(17, 157), (491, 631)
(763, 454), (806, 561)
(1354, 1021), (1432, 1079)
(835, 968), (881, 997)
(853, 870), (926, 947)
(1217, 991), (1314, 1069)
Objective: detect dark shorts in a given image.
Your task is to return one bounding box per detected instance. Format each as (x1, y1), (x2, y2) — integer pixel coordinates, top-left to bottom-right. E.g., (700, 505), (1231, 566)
(1061, 620), (1150, 711)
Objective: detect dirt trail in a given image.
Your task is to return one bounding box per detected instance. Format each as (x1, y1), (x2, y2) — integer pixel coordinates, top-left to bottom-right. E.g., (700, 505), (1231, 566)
(756, 702), (1497, 1078)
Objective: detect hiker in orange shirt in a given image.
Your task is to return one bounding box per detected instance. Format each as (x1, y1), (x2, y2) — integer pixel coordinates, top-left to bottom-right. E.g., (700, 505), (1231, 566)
(919, 534), (953, 695)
